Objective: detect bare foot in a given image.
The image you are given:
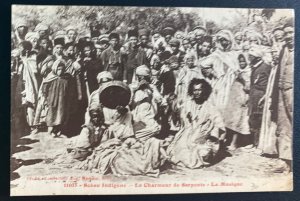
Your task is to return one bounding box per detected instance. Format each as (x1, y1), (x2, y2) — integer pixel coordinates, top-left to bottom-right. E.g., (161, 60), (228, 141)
(227, 145), (237, 151)
(30, 128), (39, 135)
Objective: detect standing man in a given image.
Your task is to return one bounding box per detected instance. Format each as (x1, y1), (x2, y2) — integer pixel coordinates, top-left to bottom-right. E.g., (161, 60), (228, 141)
(272, 27), (286, 57)
(14, 19), (28, 44)
(138, 28), (153, 62)
(247, 46), (271, 151)
(65, 26), (77, 44)
(196, 36), (213, 61)
(169, 38), (185, 66)
(95, 35), (109, 59)
(18, 41), (39, 132)
(101, 32), (125, 82)
(79, 41), (101, 94)
(193, 26), (207, 45)
(162, 27), (175, 50)
(34, 23), (50, 40)
(124, 29), (147, 84)
(273, 21), (294, 171)
(53, 34), (65, 59)
(91, 30), (100, 46)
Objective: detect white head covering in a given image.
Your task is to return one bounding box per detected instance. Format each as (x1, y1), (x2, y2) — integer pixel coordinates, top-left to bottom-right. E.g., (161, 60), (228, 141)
(65, 26), (77, 33)
(54, 30), (66, 40)
(136, 65), (151, 76)
(134, 90), (149, 102)
(234, 31), (243, 38)
(215, 29), (237, 51)
(52, 59), (66, 74)
(247, 31), (263, 45)
(15, 19), (27, 29)
(248, 45), (264, 58)
(96, 71), (113, 84)
(34, 23), (48, 32)
(25, 32), (39, 42)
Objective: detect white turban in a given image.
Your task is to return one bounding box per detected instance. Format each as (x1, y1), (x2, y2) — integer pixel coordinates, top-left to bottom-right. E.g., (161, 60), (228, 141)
(25, 32), (39, 42)
(15, 19), (27, 29)
(34, 23), (48, 32)
(97, 71), (113, 84)
(248, 45), (265, 58)
(65, 26), (77, 33)
(136, 65), (150, 76)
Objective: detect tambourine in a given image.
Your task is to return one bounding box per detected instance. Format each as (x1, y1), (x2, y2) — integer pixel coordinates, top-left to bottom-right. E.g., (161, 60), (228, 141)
(98, 81), (131, 109)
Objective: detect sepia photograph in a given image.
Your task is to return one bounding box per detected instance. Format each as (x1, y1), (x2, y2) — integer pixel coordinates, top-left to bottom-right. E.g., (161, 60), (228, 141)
(10, 5), (294, 195)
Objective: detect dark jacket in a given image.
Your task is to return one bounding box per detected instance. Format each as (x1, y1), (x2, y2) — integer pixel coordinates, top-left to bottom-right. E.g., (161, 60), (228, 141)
(124, 46), (147, 83)
(158, 70), (176, 96)
(270, 44), (293, 122)
(248, 60), (271, 115)
(101, 46), (125, 81)
(79, 58), (102, 93)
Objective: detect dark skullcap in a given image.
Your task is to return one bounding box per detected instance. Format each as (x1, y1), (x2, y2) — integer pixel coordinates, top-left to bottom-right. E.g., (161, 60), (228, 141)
(109, 32), (120, 40)
(169, 38), (180, 47)
(128, 29), (139, 38)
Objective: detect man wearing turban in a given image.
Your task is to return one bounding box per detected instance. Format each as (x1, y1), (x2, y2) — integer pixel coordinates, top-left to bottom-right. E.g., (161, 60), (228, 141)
(25, 32), (39, 53)
(131, 65), (162, 141)
(84, 71), (134, 140)
(34, 23), (49, 40)
(247, 46), (271, 151)
(14, 19), (28, 44)
(65, 26), (77, 44)
(199, 29), (239, 117)
(16, 41), (39, 134)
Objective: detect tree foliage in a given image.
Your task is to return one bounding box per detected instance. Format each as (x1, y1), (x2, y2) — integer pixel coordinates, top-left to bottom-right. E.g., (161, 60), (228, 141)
(12, 6), (292, 37)
(12, 6), (204, 34)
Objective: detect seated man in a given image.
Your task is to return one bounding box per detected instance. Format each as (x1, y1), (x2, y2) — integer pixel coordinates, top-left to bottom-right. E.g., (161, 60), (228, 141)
(167, 78), (225, 169)
(130, 65), (162, 141)
(68, 104), (107, 161)
(85, 71), (134, 139)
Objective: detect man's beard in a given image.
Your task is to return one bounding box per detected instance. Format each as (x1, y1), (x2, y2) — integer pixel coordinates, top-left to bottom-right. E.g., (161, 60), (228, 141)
(199, 51), (209, 57)
(194, 96), (205, 104)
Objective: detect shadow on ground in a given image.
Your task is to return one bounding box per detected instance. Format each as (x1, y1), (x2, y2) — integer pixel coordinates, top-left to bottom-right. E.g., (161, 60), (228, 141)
(11, 157), (44, 181)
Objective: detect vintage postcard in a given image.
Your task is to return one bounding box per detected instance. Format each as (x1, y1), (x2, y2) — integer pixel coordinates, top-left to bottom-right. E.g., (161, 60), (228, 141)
(10, 5), (294, 195)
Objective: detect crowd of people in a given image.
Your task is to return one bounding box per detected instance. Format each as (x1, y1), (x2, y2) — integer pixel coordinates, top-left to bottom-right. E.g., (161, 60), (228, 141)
(11, 13), (294, 176)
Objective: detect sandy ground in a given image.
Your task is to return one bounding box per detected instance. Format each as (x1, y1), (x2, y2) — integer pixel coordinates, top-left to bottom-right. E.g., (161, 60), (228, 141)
(10, 132), (292, 195)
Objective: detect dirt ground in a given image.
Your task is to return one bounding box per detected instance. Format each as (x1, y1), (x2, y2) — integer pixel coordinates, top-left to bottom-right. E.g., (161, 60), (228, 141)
(10, 132), (292, 195)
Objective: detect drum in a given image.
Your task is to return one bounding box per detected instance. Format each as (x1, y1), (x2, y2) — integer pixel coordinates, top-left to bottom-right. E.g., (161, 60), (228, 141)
(98, 81), (131, 109)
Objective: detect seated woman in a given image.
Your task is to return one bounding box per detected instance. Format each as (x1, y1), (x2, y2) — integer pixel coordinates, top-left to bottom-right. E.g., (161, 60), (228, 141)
(167, 78), (225, 169)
